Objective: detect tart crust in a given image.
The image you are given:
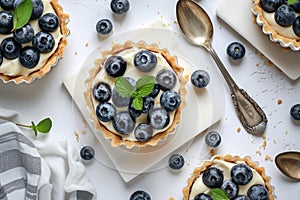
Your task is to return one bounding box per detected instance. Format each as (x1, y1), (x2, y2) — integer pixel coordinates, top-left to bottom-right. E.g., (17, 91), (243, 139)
(84, 40), (187, 149)
(252, 0), (300, 50)
(0, 0), (69, 84)
(182, 154), (275, 200)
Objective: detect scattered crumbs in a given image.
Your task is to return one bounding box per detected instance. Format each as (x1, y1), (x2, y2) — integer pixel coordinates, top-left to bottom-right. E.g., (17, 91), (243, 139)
(261, 134), (267, 149)
(85, 42), (89, 47)
(209, 149), (216, 157)
(173, 20), (178, 25)
(169, 197), (176, 200)
(277, 99), (283, 105)
(264, 154), (272, 161)
(256, 150), (262, 156)
(162, 23), (168, 28)
(236, 127), (241, 133)
(184, 74), (189, 80)
(81, 129), (87, 135)
(160, 15), (164, 19)
(285, 130), (288, 135)
(273, 139), (277, 144)
(74, 131), (79, 142)
(74, 51), (78, 55)
(82, 119), (88, 128)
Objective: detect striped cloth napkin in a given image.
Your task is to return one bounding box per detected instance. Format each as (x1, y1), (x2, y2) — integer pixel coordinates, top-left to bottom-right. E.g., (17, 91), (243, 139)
(0, 109), (96, 200)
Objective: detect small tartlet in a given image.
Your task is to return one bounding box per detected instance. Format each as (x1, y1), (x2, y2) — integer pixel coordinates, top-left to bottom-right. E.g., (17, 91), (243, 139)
(84, 41), (187, 149)
(0, 0), (69, 84)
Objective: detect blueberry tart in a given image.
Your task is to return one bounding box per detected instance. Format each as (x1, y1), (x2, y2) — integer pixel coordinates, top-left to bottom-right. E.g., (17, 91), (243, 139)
(0, 0), (69, 83)
(84, 41), (187, 149)
(182, 154), (275, 200)
(252, 0), (300, 50)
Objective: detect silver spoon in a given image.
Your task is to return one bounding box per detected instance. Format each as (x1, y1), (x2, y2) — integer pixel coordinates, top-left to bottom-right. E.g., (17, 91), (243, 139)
(275, 151), (300, 180)
(176, 0), (267, 135)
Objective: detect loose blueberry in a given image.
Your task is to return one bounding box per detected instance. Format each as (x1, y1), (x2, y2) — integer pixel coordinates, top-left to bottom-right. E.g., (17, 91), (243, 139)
(32, 31), (55, 53)
(104, 55), (127, 77)
(148, 83), (160, 98)
(194, 193), (213, 200)
(112, 77), (135, 107)
(259, 0), (282, 13)
(191, 70), (210, 88)
(95, 102), (116, 122)
(290, 104), (300, 120)
(247, 184), (269, 200)
(202, 167), (224, 188)
(231, 163), (253, 185)
(80, 146), (95, 161)
(113, 111), (135, 135)
(38, 13), (59, 32)
(141, 96), (154, 113)
(96, 19), (113, 35)
(134, 123), (153, 142)
(0, 0), (14, 10)
(221, 180), (239, 199)
(93, 82), (112, 102)
(160, 90), (181, 112)
(227, 42), (246, 60)
(134, 50), (157, 73)
(168, 153), (185, 170)
(129, 190), (151, 200)
(13, 24), (35, 44)
(0, 11), (13, 34)
(274, 5), (296, 27)
(233, 195), (250, 200)
(148, 107), (170, 130)
(205, 131), (221, 148)
(156, 69), (177, 90)
(19, 46), (40, 69)
(293, 16), (300, 37)
(110, 0), (130, 15)
(1, 37), (21, 59)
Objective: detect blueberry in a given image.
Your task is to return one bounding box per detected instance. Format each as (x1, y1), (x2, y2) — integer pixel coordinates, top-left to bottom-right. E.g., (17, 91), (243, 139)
(104, 55), (127, 77)
(194, 193), (213, 200)
(128, 100), (142, 118)
(0, 0), (14, 10)
(112, 111), (135, 135)
(14, 0), (44, 20)
(134, 50), (157, 73)
(221, 180), (239, 199)
(247, 184), (269, 200)
(19, 46), (40, 69)
(148, 83), (160, 98)
(156, 69), (177, 90)
(0, 11), (13, 34)
(129, 190), (151, 200)
(290, 104), (300, 120)
(141, 96), (154, 113)
(95, 102), (116, 122)
(205, 131), (221, 148)
(110, 0), (130, 15)
(275, 5), (296, 27)
(148, 107), (170, 130)
(259, 0), (282, 13)
(191, 70), (210, 88)
(13, 24), (35, 44)
(134, 123), (153, 142)
(96, 19), (113, 35)
(93, 82), (112, 102)
(160, 90), (181, 112)
(231, 163), (253, 185)
(1, 37), (21, 59)
(112, 77), (135, 107)
(168, 153), (185, 170)
(293, 16), (300, 37)
(80, 146), (95, 161)
(202, 167), (224, 188)
(32, 31), (55, 53)
(38, 13), (59, 32)
(233, 195), (250, 200)
(227, 42), (246, 60)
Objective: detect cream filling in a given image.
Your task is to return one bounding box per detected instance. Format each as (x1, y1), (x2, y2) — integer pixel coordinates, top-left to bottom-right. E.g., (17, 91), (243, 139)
(262, 11), (300, 39)
(0, 0), (62, 76)
(189, 160), (265, 200)
(92, 47), (180, 141)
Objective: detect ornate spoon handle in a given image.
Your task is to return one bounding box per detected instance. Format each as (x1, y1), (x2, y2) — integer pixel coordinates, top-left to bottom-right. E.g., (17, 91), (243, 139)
(208, 46), (267, 135)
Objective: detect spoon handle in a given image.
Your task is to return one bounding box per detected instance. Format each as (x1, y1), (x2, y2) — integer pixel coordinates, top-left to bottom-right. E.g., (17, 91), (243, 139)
(208, 47), (267, 135)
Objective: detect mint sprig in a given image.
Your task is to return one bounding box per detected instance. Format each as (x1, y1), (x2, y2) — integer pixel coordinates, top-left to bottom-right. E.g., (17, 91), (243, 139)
(115, 75), (156, 110)
(210, 188), (229, 200)
(288, 0), (297, 5)
(13, 0), (33, 30)
(17, 117), (52, 136)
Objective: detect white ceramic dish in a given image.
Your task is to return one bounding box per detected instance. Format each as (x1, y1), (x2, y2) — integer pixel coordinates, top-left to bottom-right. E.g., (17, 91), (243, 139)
(63, 28), (225, 182)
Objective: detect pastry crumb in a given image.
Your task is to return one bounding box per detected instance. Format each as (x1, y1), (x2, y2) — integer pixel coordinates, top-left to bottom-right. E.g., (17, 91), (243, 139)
(81, 129), (87, 135)
(264, 154), (272, 161)
(74, 51), (78, 55)
(277, 99), (283, 105)
(74, 131), (79, 142)
(85, 42), (89, 47)
(256, 150), (262, 156)
(169, 197), (176, 200)
(236, 127), (241, 133)
(209, 149), (216, 157)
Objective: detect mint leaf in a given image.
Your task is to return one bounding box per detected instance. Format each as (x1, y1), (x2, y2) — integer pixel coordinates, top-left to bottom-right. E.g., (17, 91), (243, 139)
(288, 0), (297, 5)
(133, 96), (143, 110)
(136, 75), (155, 89)
(137, 83), (155, 96)
(13, 0), (33, 30)
(36, 118), (52, 133)
(115, 77), (135, 98)
(210, 188), (229, 200)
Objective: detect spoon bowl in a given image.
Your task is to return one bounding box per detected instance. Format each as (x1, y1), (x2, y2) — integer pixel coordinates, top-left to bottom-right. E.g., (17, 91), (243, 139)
(176, 0), (267, 135)
(275, 151), (300, 180)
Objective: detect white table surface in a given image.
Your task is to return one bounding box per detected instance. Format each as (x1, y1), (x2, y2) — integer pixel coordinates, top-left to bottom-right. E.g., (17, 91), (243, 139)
(1, 0), (300, 199)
